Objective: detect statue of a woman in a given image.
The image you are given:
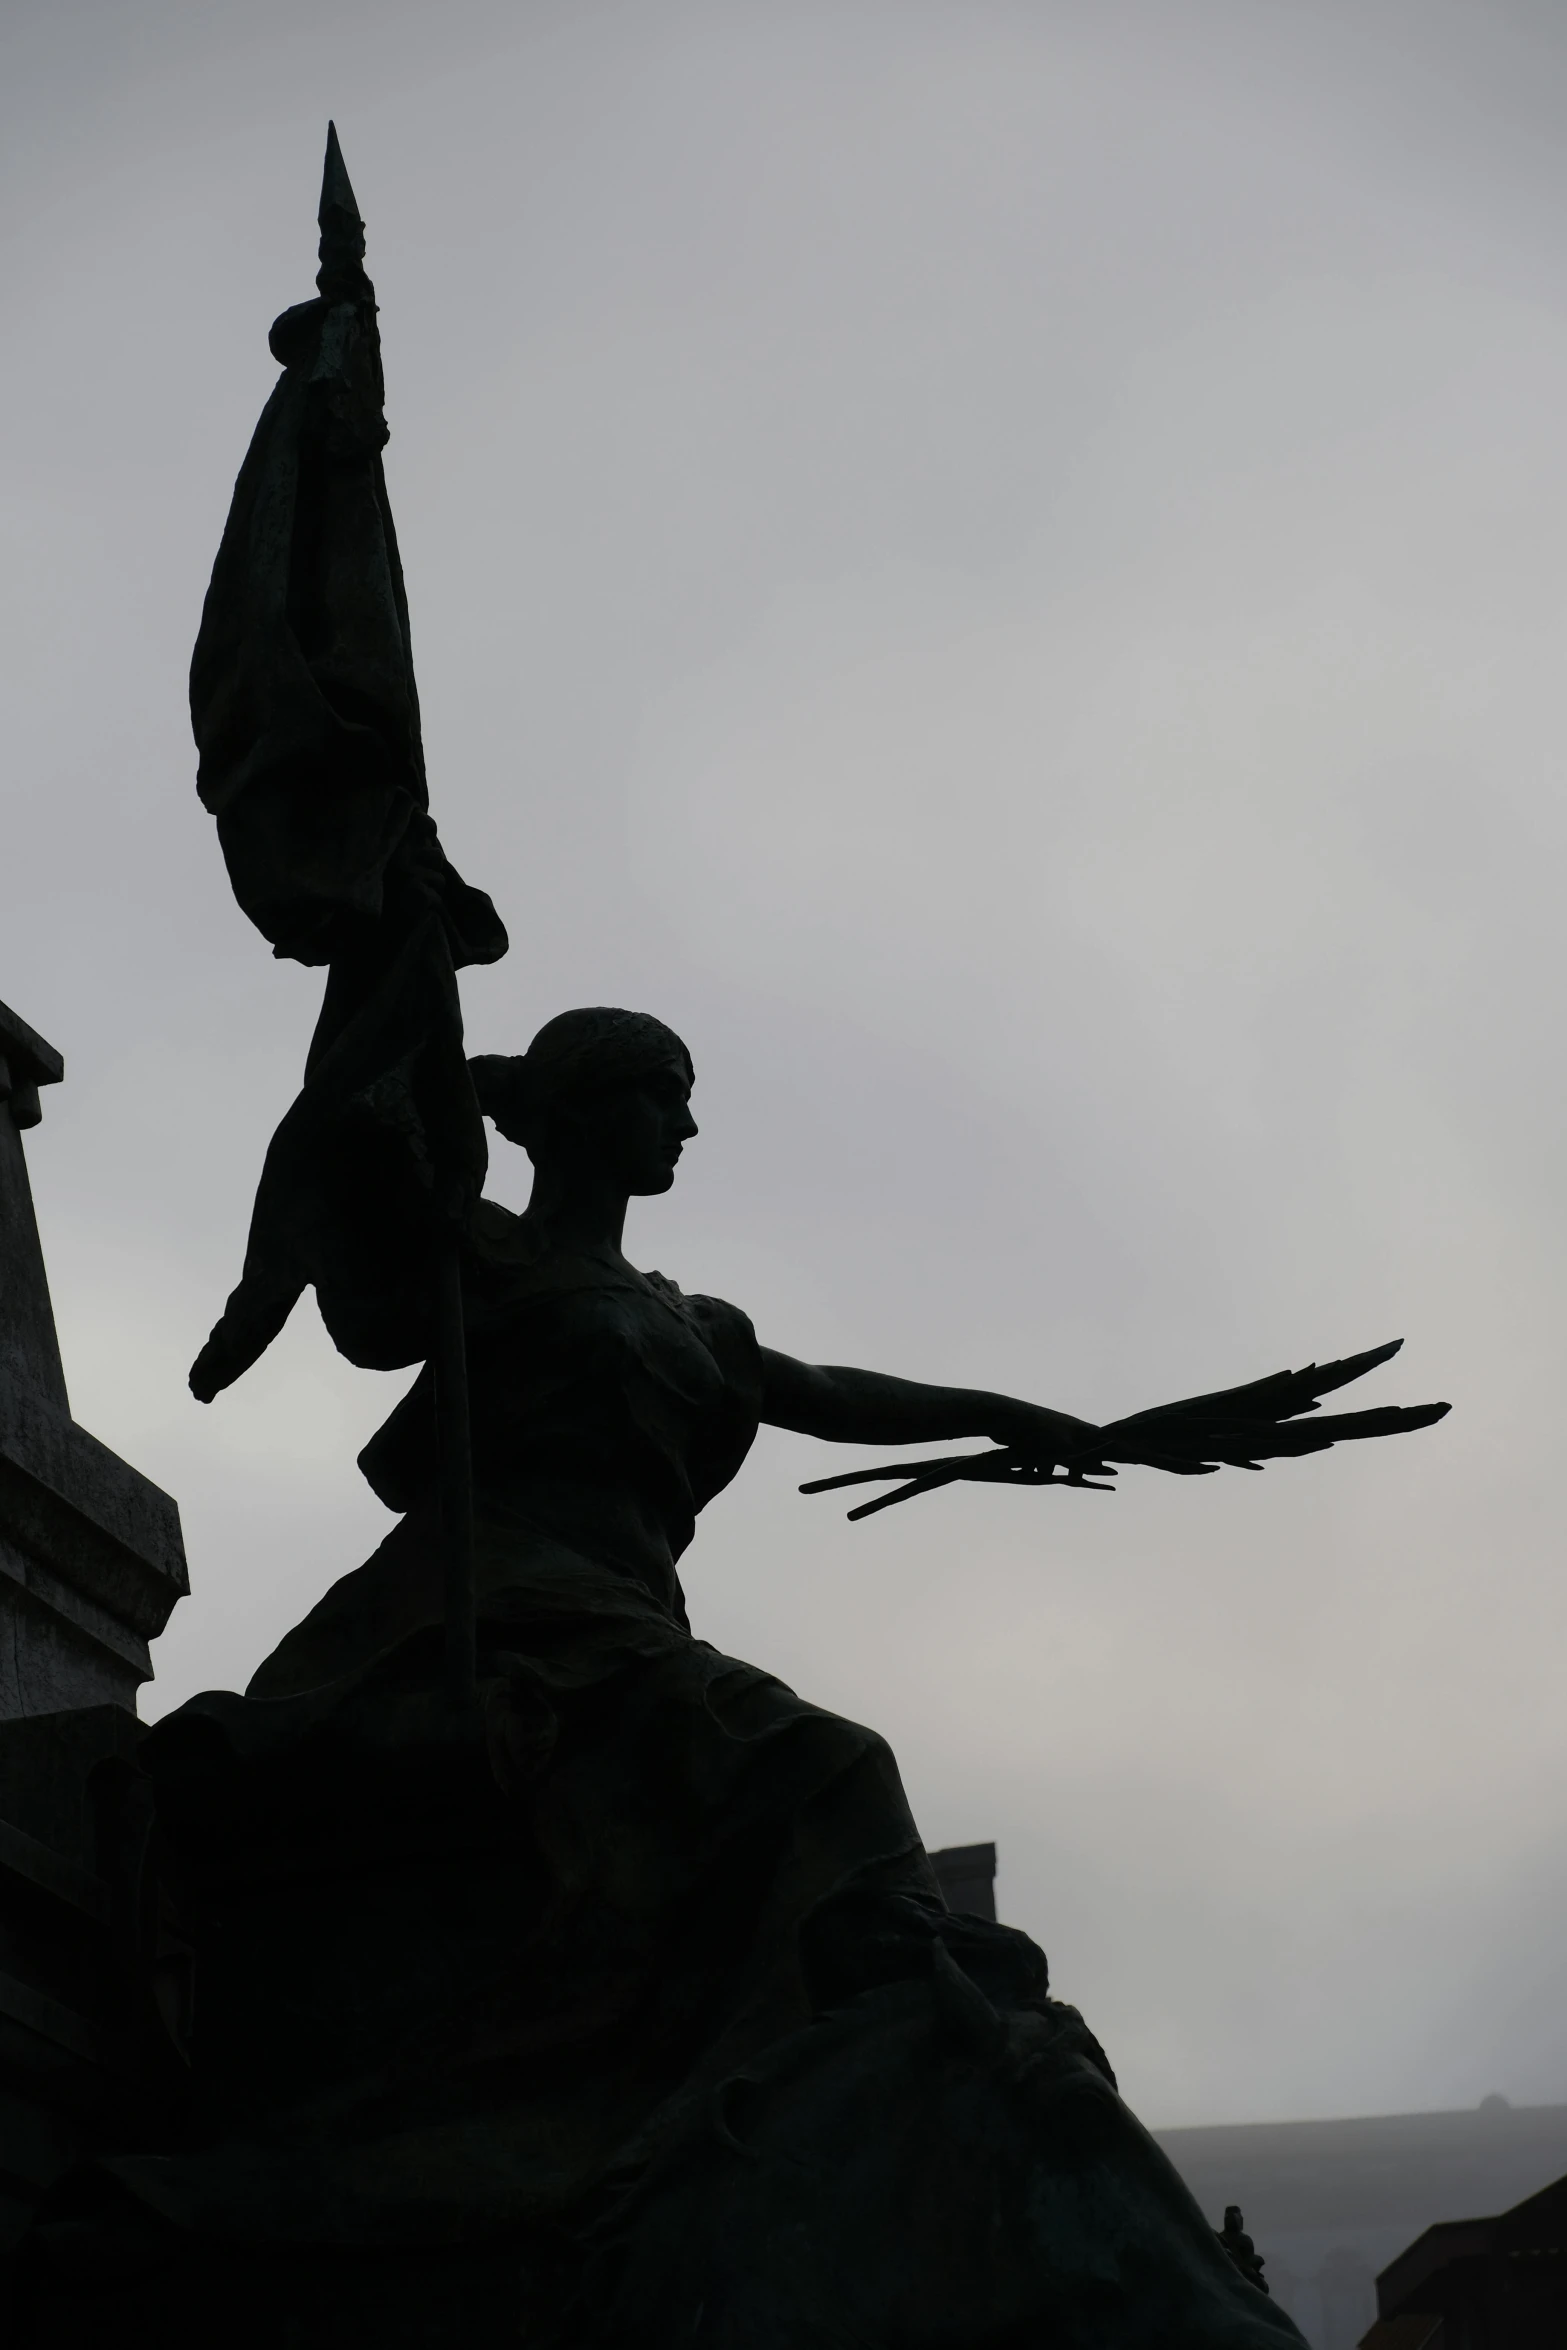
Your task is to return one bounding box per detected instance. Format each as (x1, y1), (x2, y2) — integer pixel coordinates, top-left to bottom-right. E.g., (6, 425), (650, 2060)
(267, 1003), (1117, 1684)
(28, 1005), (1444, 2346)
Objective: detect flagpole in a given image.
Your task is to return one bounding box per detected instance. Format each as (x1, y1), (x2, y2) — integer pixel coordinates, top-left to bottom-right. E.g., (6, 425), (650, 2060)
(434, 1221), (477, 1711)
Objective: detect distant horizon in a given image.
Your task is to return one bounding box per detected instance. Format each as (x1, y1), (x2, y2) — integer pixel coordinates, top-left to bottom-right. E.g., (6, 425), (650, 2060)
(1159, 2093), (1566, 2133)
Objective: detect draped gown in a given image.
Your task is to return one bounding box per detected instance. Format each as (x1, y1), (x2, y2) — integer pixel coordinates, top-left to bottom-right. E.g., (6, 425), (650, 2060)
(25, 1203), (1306, 2348)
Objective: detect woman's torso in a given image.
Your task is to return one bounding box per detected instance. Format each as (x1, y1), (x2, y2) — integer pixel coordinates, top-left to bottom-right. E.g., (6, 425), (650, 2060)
(359, 1201), (763, 1615)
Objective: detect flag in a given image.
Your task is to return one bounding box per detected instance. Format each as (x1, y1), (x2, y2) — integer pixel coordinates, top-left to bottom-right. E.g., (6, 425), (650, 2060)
(189, 126), (507, 1401)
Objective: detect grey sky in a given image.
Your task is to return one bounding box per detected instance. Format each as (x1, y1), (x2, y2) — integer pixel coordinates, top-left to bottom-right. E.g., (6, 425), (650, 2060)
(5, 0), (1567, 2127)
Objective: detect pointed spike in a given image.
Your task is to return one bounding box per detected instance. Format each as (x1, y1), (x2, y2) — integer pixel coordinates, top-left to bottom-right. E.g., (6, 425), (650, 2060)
(316, 120), (369, 301)
(319, 120), (363, 230)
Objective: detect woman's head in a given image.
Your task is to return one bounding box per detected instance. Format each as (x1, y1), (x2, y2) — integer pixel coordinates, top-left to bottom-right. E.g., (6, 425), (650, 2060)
(470, 1009), (696, 1195)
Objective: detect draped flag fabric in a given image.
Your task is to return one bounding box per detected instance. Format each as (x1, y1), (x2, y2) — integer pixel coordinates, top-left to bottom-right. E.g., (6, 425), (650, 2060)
(189, 126), (507, 1401)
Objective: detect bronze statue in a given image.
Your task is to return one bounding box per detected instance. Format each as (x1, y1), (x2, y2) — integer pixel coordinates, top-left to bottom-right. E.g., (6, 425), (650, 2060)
(19, 130), (1446, 2349)
(1220, 2207), (1272, 2297)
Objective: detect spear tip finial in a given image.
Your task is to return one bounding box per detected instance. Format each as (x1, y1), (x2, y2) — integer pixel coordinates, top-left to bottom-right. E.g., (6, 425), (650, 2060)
(317, 120), (368, 298)
(319, 121), (361, 228)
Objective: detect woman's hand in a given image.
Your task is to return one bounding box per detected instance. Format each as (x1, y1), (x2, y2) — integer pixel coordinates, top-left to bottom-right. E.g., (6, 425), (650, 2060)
(984, 1402), (1105, 1466)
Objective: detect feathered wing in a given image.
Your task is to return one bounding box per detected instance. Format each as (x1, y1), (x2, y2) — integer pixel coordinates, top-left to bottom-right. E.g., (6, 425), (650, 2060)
(189, 126), (506, 1399)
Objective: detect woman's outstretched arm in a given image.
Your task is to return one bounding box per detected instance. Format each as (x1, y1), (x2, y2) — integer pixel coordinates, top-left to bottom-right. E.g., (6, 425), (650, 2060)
(758, 1348), (1102, 1464)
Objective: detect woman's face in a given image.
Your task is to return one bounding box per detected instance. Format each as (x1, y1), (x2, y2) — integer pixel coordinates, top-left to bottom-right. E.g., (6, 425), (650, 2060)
(553, 1062), (698, 1194)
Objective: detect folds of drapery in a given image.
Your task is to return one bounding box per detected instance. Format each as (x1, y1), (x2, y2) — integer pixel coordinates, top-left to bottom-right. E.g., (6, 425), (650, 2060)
(188, 126), (507, 1400)
(189, 910), (486, 1399)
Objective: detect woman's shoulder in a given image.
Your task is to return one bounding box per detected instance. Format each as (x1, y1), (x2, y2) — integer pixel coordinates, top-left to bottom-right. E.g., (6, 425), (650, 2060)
(642, 1275), (760, 1385)
(642, 1270), (752, 1334)
(466, 1210), (755, 1355)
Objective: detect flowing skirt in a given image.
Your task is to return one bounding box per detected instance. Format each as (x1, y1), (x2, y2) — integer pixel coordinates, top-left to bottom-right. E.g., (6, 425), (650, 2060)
(20, 1499), (1303, 2347)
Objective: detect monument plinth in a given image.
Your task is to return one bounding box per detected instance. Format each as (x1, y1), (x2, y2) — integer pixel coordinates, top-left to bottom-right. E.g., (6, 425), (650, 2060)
(0, 998), (186, 1718)
(0, 999), (188, 2279)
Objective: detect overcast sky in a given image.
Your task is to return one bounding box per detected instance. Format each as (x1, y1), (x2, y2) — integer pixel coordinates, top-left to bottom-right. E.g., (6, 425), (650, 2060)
(6, 0), (1567, 2130)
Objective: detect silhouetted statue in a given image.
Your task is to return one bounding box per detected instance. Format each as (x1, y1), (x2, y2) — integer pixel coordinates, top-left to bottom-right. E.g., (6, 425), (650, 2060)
(1221, 2206), (1272, 2297)
(19, 130), (1445, 2350)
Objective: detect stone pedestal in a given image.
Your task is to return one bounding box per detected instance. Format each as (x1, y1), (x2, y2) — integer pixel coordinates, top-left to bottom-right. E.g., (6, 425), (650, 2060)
(0, 1378), (187, 1717)
(0, 999), (189, 2277)
(0, 998), (187, 1717)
